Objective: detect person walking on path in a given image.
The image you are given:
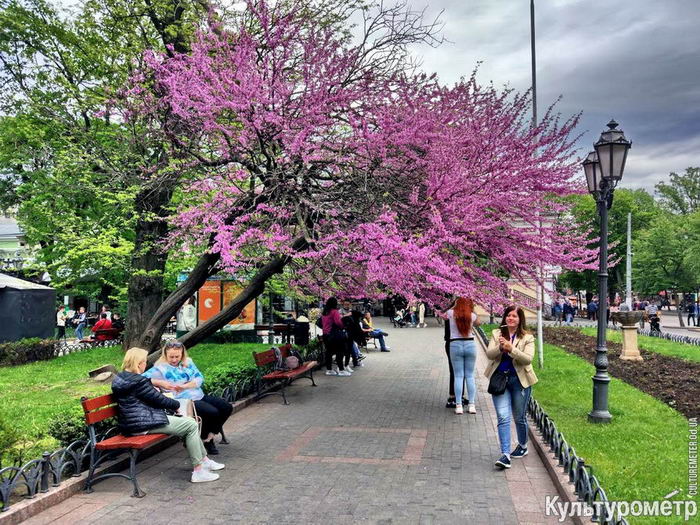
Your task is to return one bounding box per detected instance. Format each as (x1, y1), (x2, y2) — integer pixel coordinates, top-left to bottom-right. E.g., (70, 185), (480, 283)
(446, 297), (479, 415)
(563, 299), (575, 326)
(485, 305), (538, 470)
(687, 301), (697, 327)
(111, 347), (224, 483)
(321, 297), (350, 376)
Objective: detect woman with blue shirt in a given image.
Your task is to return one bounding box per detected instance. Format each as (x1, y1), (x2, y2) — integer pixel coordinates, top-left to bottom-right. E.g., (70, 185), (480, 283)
(143, 341), (233, 455)
(485, 305), (538, 470)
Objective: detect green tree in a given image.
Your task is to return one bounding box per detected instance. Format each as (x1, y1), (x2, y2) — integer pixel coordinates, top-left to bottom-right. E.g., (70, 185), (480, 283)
(654, 167), (700, 215)
(557, 188), (659, 301)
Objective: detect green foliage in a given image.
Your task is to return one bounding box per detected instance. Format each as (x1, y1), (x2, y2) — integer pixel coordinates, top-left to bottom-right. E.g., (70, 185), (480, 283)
(534, 343), (696, 523)
(655, 167), (700, 215)
(632, 211), (700, 295)
(0, 337), (58, 367)
(557, 189), (660, 297)
(0, 412), (21, 468)
(46, 407), (88, 447)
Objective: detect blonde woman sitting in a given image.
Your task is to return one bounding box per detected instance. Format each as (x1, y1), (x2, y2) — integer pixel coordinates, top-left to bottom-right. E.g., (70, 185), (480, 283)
(111, 347), (224, 483)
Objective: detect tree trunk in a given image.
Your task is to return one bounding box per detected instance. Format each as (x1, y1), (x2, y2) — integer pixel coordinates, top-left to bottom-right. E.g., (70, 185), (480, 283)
(145, 236), (308, 362)
(124, 185), (174, 349)
(137, 250), (221, 353)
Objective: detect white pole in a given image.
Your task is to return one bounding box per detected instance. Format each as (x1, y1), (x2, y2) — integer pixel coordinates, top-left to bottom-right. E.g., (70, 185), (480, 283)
(626, 212), (633, 308)
(531, 0), (544, 368)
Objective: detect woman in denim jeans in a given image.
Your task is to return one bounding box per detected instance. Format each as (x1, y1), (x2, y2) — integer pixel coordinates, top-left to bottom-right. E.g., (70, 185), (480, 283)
(446, 297), (479, 415)
(485, 305), (538, 470)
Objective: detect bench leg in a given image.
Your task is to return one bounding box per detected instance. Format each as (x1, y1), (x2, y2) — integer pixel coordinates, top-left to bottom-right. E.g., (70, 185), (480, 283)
(309, 369), (316, 387)
(128, 449), (146, 498)
(84, 446), (97, 494)
(219, 429), (229, 445)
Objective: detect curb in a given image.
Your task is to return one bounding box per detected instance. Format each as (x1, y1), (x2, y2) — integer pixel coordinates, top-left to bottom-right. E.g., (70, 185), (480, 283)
(528, 424), (585, 525)
(0, 386), (269, 525)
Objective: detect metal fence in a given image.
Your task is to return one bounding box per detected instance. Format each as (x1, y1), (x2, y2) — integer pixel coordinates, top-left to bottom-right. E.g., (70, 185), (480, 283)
(474, 326), (627, 524)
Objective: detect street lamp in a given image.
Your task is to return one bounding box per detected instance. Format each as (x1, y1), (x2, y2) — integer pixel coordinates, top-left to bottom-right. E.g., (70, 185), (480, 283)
(583, 119), (632, 424)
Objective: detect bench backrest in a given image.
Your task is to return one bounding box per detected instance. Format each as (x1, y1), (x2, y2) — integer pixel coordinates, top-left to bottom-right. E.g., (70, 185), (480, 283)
(252, 344), (292, 367)
(81, 394), (118, 425)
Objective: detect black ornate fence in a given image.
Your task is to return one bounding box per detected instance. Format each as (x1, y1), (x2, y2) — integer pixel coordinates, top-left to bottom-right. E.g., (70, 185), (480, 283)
(474, 326), (627, 525)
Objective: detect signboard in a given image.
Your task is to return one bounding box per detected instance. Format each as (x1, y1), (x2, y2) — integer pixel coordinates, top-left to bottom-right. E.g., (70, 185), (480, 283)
(198, 281), (221, 323)
(223, 281), (255, 329)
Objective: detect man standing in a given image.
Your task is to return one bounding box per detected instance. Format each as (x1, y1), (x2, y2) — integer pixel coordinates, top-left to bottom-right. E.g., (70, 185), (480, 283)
(73, 307), (87, 340)
(176, 297), (197, 337)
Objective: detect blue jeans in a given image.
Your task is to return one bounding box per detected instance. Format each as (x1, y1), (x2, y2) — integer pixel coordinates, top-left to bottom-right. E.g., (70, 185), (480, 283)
(370, 329), (388, 350)
(565, 313), (573, 325)
(492, 373), (531, 455)
(449, 340), (476, 406)
(76, 322), (86, 340)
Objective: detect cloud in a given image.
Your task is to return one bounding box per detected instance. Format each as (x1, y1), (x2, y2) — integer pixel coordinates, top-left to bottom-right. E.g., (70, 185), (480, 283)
(406, 0), (700, 190)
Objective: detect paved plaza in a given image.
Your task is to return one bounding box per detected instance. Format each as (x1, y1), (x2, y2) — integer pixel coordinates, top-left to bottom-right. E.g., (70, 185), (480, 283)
(26, 321), (571, 525)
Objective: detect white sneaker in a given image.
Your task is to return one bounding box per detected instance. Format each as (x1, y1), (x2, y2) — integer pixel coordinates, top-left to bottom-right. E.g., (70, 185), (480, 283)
(325, 369), (338, 376)
(355, 362), (364, 367)
(467, 404), (476, 414)
(191, 469), (220, 483)
(202, 458), (225, 471)
(337, 370), (352, 377)
(455, 405), (464, 415)
(346, 365), (354, 372)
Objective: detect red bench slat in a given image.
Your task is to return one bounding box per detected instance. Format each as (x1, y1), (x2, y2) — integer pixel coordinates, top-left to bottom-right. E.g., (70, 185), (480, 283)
(95, 433), (169, 451)
(82, 394), (116, 412)
(262, 360), (317, 380)
(252, 344), (293, 367)
(85, 406), (119, 425)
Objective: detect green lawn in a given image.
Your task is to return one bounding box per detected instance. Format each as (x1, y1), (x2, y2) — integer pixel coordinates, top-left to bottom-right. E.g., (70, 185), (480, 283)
(0, 342), (267, 464)
(579, 326), (700, 363)
(533, 343), (698, 524)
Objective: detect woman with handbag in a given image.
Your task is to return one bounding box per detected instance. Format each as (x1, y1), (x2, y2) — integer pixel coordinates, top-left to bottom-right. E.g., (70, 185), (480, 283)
(485, 305), (538, 470)
(143, 341), (233, 456)
(112, 347), (224, 483)
(321, 297), (351, 376)
(445, 297), (479, 415)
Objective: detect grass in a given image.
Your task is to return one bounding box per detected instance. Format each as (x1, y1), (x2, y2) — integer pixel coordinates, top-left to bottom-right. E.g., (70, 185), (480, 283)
(579, 326), (700, 363)
(0, 342), (268, 464)
(532, 344), (698, 524)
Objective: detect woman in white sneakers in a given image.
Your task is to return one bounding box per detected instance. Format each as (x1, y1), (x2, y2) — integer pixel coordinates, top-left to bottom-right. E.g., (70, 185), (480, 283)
(445, 297), (479, 415)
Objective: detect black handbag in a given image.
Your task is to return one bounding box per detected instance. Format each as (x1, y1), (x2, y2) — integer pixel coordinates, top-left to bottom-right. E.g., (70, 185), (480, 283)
(488, 369), (508, 395)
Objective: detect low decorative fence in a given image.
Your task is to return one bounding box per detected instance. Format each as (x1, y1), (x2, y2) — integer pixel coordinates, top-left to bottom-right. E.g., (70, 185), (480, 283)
(473, 326), (627, 525)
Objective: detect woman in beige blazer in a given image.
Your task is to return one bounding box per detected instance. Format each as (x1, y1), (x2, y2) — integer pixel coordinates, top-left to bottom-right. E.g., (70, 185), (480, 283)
(485, 305), (538, 470)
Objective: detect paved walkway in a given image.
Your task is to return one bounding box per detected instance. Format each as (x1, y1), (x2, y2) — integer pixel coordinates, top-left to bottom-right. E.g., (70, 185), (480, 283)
(27, 321), (570, 525)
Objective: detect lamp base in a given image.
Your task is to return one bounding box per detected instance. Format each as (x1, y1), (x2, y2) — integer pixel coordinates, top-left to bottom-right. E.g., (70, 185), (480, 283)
(588, 410), (612, 423)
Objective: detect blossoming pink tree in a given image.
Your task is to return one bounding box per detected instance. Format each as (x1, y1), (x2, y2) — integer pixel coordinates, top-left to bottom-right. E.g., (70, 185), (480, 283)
(126, 0), (596, 351)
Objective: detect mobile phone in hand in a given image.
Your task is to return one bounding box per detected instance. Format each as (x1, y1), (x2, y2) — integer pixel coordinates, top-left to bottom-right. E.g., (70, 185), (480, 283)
(500, 324), (509, 339)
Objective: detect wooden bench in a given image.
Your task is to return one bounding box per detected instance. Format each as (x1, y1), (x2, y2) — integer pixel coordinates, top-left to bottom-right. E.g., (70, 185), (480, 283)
(81, 394), (169, 498)
(252, 344), (318, 405)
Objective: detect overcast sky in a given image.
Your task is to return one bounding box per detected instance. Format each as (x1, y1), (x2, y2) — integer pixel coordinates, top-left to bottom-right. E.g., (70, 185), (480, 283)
(403, 0), (700, 192)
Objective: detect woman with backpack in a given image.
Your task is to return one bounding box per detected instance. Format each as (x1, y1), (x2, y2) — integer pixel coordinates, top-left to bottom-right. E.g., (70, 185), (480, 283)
(320, 297), (350, 376)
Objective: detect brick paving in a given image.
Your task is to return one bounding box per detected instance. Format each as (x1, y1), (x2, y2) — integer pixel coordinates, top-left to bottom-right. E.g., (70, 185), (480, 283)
(26, 320), (571, 524)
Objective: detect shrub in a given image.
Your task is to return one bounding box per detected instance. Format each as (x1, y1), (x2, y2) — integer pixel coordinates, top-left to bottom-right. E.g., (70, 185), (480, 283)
(0, 338), (58, 367)
(203, 331), (262, 344)
(203, 362), (261, 395)
(0, 412), (21, 468)
(46, 408), (88, 447)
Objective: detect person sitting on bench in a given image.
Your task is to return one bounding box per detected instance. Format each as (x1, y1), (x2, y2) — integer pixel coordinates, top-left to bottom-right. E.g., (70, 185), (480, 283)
(361, 312), (390, 352)
(112, 347), (224, 483)
(91, 313), (112, 341)
(143, 341), (233, 456)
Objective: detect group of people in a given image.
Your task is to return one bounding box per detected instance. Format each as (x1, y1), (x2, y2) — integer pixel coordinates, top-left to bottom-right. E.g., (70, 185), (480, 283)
(55, 304), (125, 341)
(112, 341), (233, 483)
(443, 299), (537, 470)
(319, 298), (390, 376)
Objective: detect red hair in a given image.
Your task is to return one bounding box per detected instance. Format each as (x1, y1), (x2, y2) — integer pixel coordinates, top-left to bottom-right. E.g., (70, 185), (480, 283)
(454, 297), (474, 336)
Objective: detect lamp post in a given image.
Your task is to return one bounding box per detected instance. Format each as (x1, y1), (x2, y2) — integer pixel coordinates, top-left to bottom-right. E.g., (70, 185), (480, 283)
(583, 119), (632, 423)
